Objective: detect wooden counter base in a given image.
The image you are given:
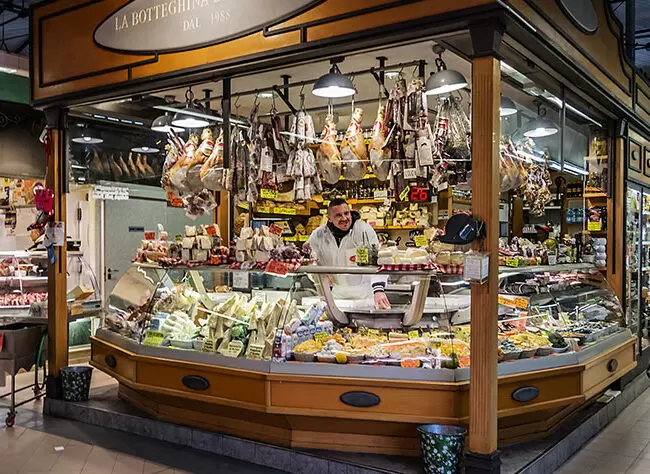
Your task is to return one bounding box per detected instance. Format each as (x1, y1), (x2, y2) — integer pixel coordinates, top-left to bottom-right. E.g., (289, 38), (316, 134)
(90, 336), (637, 455)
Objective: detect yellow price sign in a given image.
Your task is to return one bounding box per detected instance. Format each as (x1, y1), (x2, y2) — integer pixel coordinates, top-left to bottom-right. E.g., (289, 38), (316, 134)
(143, 330), (165, 347)
(505, 257), (519, 267)
(260, 188), (279, 199)
(498, 295), (529, 310)
(587, 221), (602, 231)
(414, 235), (428, 247)
(368, 329), (380, 337)
(356, 247), (369, 264)
(275, 207), (297, 215)
(314, 332), (328, 343)
(256, 206), (271, 214)
(408, 330), (420, 340)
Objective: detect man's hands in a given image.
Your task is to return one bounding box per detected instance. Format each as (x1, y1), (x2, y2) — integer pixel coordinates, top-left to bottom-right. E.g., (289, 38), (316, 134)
(373, 291), (391, 310)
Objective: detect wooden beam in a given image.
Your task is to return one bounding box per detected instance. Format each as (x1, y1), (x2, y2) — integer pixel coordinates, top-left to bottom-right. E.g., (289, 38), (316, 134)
(469, 55), (500, 456)
(47, 127), (68, 378)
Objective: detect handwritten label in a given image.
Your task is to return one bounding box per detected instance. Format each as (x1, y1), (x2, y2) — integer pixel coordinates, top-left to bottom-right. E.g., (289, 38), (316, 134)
(260, 188), (279, 199)
(222, 340), (244, 358)
(408, 330), (420, 340)
(245, 343), (265, 360)
(404, 168), (417, 180)
(92, 184), (129, 201)
(275, 207), (297, 215)
(268, 223), (283, 236)
(314, 332), (328, 343)
(356, 247), (369, 264)
(143, 330), (165, 347)
(266, 260), (290, 276)
(374, 189), (388, 200)
(201, 338), (216, 353)
(205, 224), (218, 236)
(399, 186), (410, 201)
(588, 221), (602, 231)
(256, 206), (271, 214)
(414, 235), (428, 247)
(505, 257), (519, 267)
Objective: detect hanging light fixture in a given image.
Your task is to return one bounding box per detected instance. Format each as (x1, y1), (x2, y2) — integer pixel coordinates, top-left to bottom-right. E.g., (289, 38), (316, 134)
(500, 96), (518, 116)
(172, 87), (211, 128)
(524, 103), (559, 138)
(312, 57), (356, 98)
(151, 112), (184, 133)
(425, 45), (467, 95)
(131, 146), (160, 153)
(71, 128), (103, 144)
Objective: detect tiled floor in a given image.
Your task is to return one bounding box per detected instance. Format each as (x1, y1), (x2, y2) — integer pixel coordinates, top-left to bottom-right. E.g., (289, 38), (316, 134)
(0, 369), (287, 474)
(555, 387), (650, 474)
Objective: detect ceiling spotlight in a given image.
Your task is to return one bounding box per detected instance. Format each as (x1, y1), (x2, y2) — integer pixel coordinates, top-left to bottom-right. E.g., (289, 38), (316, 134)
(425, 45), (467, 95)
(524, 103), (558, 138)
(312, 57), (357, 98)
(172, 87), (211, 128)
(131, 146), (160, 153)
(71, 132), (103, 144)
(151, 112), (184, 133)
(500, 96), (518, 116)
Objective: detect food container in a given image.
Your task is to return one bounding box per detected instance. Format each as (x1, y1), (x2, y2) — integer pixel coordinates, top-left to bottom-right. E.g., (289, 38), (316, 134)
(169, 339), (193, 350)
(551, 345), (569, 354)
(347, 353), (365, 364)
(519, 348), (538, 359)
(501, 350), (521, 361)
(316, 353), (336, 363)
(293, 352), (316, 362)
(536, 346), (552, 357)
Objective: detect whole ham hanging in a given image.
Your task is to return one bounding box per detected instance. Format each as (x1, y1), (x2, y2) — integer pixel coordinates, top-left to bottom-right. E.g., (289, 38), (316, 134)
(369, 104), (391, 181)
(287, 108), (322, 201)
(340, 107), (368, 181)
(200, 130), (225, 190)
(316, 114), (342, 185)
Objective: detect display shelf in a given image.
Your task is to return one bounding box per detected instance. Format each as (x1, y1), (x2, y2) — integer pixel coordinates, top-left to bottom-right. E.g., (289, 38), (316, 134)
(0, 276), (47, 282)
(252, 207), (310, 216)
(347, 199), (386, 204)
(372, 226), (425, 230)
(523, 206), (562, 211)
(138, 262), (437, 275)
(584, 192), (607, 198)
(499, 262), (594, 274)
(452, 198), (472, 205)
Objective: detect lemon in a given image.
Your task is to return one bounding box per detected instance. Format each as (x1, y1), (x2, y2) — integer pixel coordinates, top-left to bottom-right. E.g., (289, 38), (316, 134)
(335, 352), (348, 364)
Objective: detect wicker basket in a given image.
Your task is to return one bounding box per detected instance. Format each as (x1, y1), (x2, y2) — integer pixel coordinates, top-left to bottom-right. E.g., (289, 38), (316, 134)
(519, 348), (538, 359)
(536, 346), (552, 357)
(347, 353), (365, 364)
(551, 345), (569, 354)
(501, 350), (522, 361)
(316, 353), (337, 363)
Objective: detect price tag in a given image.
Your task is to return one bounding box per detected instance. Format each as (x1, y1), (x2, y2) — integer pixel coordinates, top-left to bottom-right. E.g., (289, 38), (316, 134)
(368, 329), (380, 337)
(275, 207), (297, 215)
(260, 188), (279, 199)
(404, 168), (417, 180)
(143, 330), (165, 347)
(167, 192), (184, 207)
(268, 223), (283, 236)
(319, 209), (327, 215)
(588, 221), (602, 231)
(144, 231), (156, 240)
(266, 260), (290, 276)
(399, 186), (410, 201)
(423, 331), (431, 339)
(408, 330), (420, 340)
(299, 235), (309, 242)
(222, 340), (244, 358)
(201, 338), (216, 353)
(373, 189), (388, 200)
(284, 235), (298, 242)
(498, 294), (530, 310)
(34, 187), (54, 212)
(256, 206), (271, 214)
(356, 247), (369, 264)
(314, 332), (328, 343)
(232, 272), (249, 289)
(205, 224), (218, 236)
(414, 235), (428, 247)
(505, 257), (519, 267)
(245, 343), (265, 360)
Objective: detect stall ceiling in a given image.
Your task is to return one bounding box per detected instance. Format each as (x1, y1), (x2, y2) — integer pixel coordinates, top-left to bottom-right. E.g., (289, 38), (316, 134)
(0, 0), (40, 56)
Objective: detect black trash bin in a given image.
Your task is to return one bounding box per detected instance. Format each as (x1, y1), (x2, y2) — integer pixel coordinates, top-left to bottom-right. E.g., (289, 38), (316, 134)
(61, 366), (93, 402)
(417, 424), (466, 474)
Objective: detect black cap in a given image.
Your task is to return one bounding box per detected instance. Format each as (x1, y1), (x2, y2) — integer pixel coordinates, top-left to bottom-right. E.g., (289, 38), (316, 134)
(439, 214), (478, 245)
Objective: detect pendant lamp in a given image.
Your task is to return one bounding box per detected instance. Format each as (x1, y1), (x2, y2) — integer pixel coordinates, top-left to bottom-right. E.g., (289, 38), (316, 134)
(151, 112), (184, 133)
(500, 96), (517, 116)
(71, 132), (103, 144)
(524, 103), (558, 138)
(172, 87), (211, 128)
(131, 146), (160, 153)
(425, 45), (467, 96)
(312, 58), (356, 98)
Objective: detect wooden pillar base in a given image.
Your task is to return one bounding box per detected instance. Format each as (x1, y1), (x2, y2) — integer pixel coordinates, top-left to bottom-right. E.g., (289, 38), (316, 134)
(465, 451), (501, 474)
(46, 375), (62, 399)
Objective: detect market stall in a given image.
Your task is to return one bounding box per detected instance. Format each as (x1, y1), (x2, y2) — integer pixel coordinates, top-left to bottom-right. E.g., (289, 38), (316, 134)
(31, 0), (650, 469)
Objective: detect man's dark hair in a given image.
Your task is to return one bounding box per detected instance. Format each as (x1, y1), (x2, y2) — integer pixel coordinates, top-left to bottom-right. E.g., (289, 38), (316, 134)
(328, 198), (349, 210)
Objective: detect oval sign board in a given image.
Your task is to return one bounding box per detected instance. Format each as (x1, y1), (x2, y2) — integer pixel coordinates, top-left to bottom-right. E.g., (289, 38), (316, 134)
(94, 0), (321, 54)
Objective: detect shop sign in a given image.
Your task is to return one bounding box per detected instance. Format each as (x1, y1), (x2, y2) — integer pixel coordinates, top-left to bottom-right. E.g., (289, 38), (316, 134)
(94, 0), (321, 54)
(92, 185), (129, 201)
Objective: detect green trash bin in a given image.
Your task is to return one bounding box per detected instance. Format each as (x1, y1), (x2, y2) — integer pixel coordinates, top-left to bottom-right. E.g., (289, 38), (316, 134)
(61, 366), (93, 402)
(417, 424), (466, 474)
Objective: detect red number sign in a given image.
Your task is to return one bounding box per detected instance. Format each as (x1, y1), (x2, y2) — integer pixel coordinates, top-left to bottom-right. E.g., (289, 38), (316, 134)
(409, 186), (430, 202)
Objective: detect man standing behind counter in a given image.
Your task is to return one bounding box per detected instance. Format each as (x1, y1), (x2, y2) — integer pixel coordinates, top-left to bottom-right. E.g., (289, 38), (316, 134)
(307, 198), (391, 310)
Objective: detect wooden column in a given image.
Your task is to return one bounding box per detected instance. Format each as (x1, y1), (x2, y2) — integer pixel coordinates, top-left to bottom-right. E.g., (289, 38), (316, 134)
(45, 110), (68, 396)
(466, 20), (503, 474)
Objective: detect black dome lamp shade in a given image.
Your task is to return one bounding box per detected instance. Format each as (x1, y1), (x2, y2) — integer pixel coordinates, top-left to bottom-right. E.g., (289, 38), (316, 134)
(425, 45), (467, 96)
(312, 57), (357, 98)
(151, 112), (184, 133)
(172, 87), (211, 128)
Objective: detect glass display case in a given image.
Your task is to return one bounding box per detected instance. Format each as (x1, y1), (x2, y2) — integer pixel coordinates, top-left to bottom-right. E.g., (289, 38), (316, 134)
(626, 187), (641, 341)
(97, 262), (629, 380)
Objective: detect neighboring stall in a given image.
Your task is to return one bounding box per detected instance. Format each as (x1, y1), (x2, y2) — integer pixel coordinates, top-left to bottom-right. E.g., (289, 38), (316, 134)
(30, 0), (650, 471)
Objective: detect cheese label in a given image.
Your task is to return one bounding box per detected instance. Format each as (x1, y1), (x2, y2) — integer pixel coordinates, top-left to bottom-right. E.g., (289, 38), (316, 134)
(223, 340), (244, 358)
(368, 329), (380, 337)
(201, 338), (217, 353)
(399, 186), (410, 201)
(266, 260), (290, 276)
(408, 330), (420, 340)
(260, 188), (279, 199)
(505, 257), (519, 267)
(414, 235), (428, 247)
(245, 343), (265, 360)
(498, 294), (529, 310)
(268, 223), (283, 236)
(205, 224), (218, 236)
(143, 330), (165, 347)
(275, 207), (297, 215)
(256, 206), (271, 214)
(588, 221), (602, 231)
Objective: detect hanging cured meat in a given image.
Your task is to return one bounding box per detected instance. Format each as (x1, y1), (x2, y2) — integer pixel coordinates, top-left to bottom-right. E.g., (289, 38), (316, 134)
(108, 154), (123, 181)
(369, 104), (391, 181)
(89, 151), (103, 180)
(101, 153), (112, 178)
(117, 153), (132, 179)
(200, 130), (225, 190)
(127, 152), (140, 178)
(340, 107), (368, 181)
(287, 109), (321, 201)
(316, 114), (341, 185)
